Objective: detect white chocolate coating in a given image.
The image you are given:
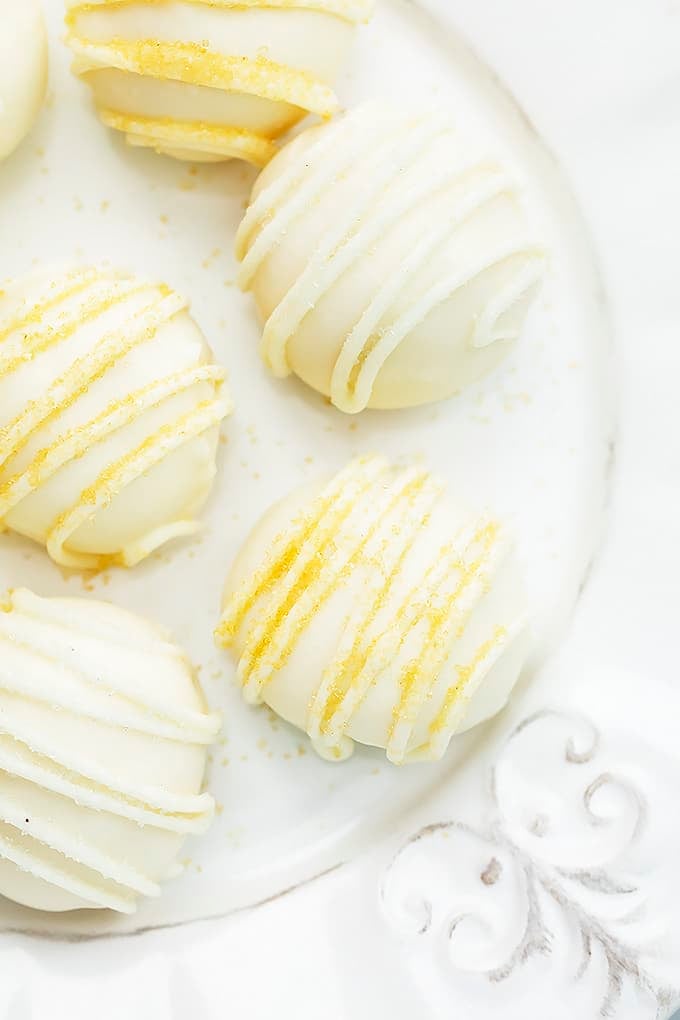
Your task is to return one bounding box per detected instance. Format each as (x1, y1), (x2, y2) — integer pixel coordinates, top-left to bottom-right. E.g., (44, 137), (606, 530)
(217, 456), (530, 764)
(237, 104), (545, 411)
(65, 0), (373, 164)
(0, 589), (220, 913)
(0, 2), (48, 163)
(0, 266), (231, 569)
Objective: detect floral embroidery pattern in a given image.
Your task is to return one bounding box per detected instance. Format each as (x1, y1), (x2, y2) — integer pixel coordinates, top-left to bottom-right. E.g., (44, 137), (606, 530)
(381, 711), (678, 1019)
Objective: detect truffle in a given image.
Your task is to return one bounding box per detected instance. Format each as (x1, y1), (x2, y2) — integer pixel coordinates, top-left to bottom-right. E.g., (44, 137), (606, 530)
(237, 104), (545, 410)
(0, 266), (231, 569)
(0, 589), (220, 913)
(216, 455), (530, 763)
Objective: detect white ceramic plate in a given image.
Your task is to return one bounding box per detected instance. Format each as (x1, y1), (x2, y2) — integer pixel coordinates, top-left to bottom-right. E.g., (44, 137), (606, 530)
(1, 1), (679, 1018)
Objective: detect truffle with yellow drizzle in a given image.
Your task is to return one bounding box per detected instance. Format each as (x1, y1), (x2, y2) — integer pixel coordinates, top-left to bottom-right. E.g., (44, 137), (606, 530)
(236, 103), (545, 411)
(0, 588), (220, 913)
(0, 1), (48, 163)
(216, 456), (530, 764)
(65, 0), (374, 165)
(0, 265), (231, 570)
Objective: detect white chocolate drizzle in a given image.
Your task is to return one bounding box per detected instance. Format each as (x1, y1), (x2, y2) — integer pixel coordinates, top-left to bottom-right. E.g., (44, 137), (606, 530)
(0, 268), (231, 569)
(99, 109), (278, 166)
(237, 107), (545, 411)
(0, 589), (220, 913)
(66, 0), (374, 25)
(216, 456), (528, 763)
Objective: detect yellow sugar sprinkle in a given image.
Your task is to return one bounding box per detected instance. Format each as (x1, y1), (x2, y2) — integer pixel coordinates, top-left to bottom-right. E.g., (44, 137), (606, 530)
(217, 487), (342, 643)
(428, 626), (507, 737)
(69, 36), (339, 117)
(315, 477), (431, 734)
(0, 269), (100, 345)
(99, 109), (277, 167)
(0, 288), (176, 471)
(240, 466), (383, 685)
(46, 397), (225, 568)
(0, 365), (224, 517)
(387, 522), (499, 745)
(0, 281), (150, 382)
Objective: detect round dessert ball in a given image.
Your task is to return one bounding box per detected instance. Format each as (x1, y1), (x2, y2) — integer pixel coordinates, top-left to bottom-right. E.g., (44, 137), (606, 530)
(0, 1), (48, 163)
(216, 455), (530, 764)
(236, 103), (545, 411)
(0, 588), (220, 913)
(0, 265), (231, 570)
(65, 0), (374, 164)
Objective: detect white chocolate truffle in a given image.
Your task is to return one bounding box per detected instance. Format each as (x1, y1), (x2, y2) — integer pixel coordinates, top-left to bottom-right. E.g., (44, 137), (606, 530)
(0, 588), (220, 913)
(236, 104), (545, 411)
(0, 2), (48, 163)
(216, 456), (530, 764)
(0, 266), (231, 570)
(65, 0), (373, 165)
